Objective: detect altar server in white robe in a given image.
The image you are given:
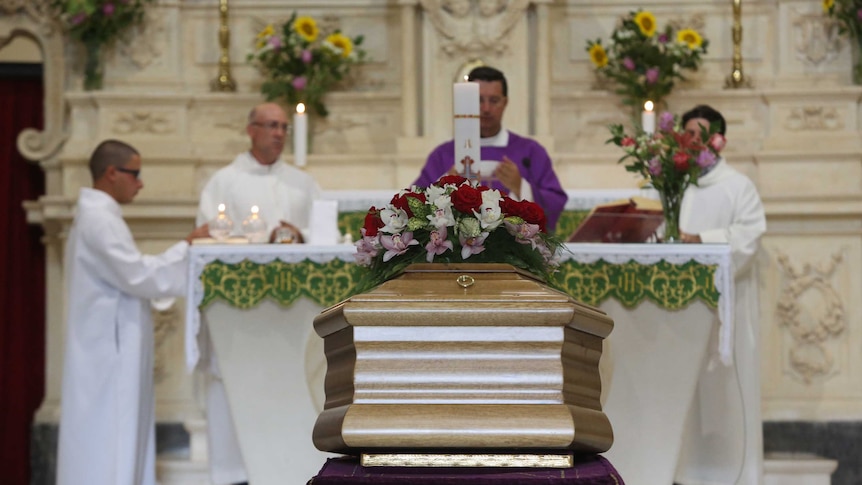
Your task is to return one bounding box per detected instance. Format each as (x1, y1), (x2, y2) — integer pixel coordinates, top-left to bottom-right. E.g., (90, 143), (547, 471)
(194, 102), (323, 485)
(57, 140), (209, 485)
(673, 105), (767, 485)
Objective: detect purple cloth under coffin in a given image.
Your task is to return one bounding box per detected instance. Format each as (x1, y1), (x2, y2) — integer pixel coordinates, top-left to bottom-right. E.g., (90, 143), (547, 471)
(309, 455), (624, 485)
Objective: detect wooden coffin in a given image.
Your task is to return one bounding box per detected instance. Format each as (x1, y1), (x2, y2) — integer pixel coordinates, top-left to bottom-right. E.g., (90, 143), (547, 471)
(312, 263), (614, 455)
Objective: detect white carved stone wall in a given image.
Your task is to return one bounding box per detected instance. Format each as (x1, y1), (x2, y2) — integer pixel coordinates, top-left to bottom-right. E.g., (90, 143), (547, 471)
(3, 0), (862, 450)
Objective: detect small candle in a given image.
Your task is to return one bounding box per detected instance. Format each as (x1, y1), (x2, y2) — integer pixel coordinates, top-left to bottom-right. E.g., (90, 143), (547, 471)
(294, 103), (307, 168)
(217, 203), (226, 213)
(642, 100), (656, 135)
(453, 82), (480, 180)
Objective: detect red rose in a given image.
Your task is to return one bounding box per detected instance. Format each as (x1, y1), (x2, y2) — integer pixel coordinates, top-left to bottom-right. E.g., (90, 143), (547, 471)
(673, 152), (690, 171)
(390, 191), (426, 217)
(516, 200), (547, 232)
(500, 198), (547, 232)
(362, 207), (384, 237)
(499, 197), (519, 217)
(436, 175), (468, 187)
(450, 185), (483, 214)
(621, 136), (636, 147)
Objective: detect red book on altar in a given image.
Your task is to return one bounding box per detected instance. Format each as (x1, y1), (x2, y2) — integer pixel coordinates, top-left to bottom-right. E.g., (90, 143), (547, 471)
(568, 197), (664, 243)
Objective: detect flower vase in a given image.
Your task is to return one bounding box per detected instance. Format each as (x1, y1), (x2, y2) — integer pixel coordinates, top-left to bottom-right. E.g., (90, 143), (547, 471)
(659, 190), (683, 243)
(83, 39), (104, 91)
(852, 36), (862, 86)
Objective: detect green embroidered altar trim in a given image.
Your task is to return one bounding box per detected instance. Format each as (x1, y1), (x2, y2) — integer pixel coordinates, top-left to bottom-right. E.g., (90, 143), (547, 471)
(553, 259), (719, 309)
(199, 259), (365, 310)
(339, 209), (591, 241)
(200, 257), (719, 311)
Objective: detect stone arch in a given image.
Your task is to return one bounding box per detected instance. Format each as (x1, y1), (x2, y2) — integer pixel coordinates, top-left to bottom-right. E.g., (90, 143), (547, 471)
(0, 0), (68, 166)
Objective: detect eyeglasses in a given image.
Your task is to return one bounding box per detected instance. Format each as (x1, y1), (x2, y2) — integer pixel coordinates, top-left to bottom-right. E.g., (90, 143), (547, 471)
(251, 120), (290, 133)
(116, 167), (141, 179)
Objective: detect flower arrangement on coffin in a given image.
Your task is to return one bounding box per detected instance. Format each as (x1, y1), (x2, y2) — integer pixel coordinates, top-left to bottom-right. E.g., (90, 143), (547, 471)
(52, 0), (154, 90)
(586, 10), (708, 114)
(822, 0), (862, 83)
(354, 176), (564, 291)
(607, 111), (725, 242)
(248, 13), (367, 117)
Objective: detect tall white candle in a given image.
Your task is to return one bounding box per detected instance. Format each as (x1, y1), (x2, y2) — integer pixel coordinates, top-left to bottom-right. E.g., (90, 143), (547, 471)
(294, 103), (307, 168)
(453, 82), (480, 180)
(642, 100), (656, 135)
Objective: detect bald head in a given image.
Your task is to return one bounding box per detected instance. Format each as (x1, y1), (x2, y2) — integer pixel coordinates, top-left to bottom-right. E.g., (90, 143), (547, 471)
(246, 102), (289, 165)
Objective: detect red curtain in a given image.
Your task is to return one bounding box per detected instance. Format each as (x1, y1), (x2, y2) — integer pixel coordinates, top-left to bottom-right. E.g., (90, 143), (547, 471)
(0, 69), (46, 485)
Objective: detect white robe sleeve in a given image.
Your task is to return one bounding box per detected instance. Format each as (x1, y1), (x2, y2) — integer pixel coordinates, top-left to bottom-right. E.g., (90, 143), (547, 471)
(83, 215), (190, 299)
(697, 179), (766, 278)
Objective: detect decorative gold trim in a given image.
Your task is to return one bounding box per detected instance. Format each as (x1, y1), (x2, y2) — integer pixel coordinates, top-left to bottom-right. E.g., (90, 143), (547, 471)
(361, 453), (574, 468)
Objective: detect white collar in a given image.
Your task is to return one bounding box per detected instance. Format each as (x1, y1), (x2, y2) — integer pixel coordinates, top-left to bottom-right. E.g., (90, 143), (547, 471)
(480, 128), (509, 147)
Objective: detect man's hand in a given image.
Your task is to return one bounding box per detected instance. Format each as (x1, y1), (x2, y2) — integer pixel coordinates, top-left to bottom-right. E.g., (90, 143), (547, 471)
(680, 231), (702, 243)
(445, 165), (458, 176)
(493, 156), (522, 197)
(186, 223), (210, 244)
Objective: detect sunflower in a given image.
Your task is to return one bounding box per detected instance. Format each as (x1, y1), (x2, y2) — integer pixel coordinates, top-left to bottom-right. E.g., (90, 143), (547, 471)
(589, 43), (608, 68)
(634, 11), (657, 37)
(326, 32), (353, 58)
(255, 25), (275, 49)
(822, 0), (834, 12)
(294, 16), (319, 42)
(676, 29), (703, 50)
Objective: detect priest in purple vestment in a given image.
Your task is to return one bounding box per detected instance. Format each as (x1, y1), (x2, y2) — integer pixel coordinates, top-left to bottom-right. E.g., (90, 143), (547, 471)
(414, 66), (568, 231)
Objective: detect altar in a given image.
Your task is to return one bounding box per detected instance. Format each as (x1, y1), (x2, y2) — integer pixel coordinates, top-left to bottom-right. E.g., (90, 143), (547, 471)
(185, 242), (734, 485)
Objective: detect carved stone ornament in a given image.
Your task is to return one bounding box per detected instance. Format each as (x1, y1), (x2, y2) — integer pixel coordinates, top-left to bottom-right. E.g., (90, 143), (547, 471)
(785, 106), (843, 131)
(0, 0), (68, 163)
(793, 9), (843, 67)
(775, 250), (846, 384)
(420, 0), (530, 57)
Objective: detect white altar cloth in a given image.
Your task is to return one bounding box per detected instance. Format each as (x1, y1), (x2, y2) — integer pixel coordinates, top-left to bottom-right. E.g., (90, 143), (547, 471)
(184, 242), (736, 485)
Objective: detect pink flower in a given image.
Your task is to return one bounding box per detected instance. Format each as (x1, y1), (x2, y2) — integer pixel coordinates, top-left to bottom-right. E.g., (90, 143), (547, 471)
(708, 133), (726, 152)
(647, 157), (662, 176)
(425, 226), (453, 262)
(354, 234), (381, 266)
(645, 67), (659, 85)
(268, 36), (282, 49)
(504, 221), (540, 247)
(70, 12), (87, 25)
(301, 49), (313, 63)
(658, 111), (675, 132)
(459, 232), (488, 259)
(380, 232), (419, 262)
(621, 136), (636, 147)
(858, 8), (862, 21)
(102, 3), (115, 15)
(696, 150), (716, 169)
(658, 33), (668, 43)
(292, 76), (307, 90)
(622, 57), (636, 71)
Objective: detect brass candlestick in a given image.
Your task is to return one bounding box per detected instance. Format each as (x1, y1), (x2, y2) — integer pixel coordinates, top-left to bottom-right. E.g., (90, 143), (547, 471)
(725, 0), (752, 88)
(211, 0), (237, 92)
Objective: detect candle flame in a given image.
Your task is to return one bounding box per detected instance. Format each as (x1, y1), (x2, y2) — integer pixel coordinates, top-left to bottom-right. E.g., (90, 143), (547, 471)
(217, 203), (225, 212)
(644, 100), (654, 112)
(296, 103), (306, 114)
(463, 75), (469, 82)
(251, 205), (259, 215)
